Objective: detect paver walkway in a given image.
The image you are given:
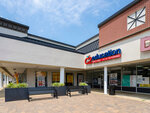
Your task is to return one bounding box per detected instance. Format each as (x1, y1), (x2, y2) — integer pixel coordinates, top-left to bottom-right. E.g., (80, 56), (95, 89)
(0, 91), (150, 113)
(0, 89), (4, 98)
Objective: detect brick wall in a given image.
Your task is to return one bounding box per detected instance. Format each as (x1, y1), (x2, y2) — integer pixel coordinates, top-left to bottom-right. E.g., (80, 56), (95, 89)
(99, 0), (150, 47)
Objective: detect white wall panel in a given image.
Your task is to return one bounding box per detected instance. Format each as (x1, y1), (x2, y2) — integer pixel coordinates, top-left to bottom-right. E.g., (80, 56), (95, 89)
(0, 37), (84, 69)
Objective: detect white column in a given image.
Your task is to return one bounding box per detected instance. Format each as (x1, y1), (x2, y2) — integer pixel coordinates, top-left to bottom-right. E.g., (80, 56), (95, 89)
(4, 75), (7, 86)
(6, 75), (9, 85)
(60, 67), (65, 83)
(0, 72), (2, 88)
(104, 66), (108, 94)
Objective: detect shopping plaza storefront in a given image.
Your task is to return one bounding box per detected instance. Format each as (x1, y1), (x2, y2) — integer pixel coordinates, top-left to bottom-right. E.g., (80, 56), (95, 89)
(1, 0), (150, 95)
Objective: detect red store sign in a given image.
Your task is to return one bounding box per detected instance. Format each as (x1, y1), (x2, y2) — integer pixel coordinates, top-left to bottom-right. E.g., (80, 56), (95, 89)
(85, 49), (121, 65)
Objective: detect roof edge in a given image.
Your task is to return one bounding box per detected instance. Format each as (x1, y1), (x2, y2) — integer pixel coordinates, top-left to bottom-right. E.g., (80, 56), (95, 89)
(28, 33), (76, 48)
(0, 17), (29, 29)
(98, 0), (141, 28)
(76, 33), (99, 47)
(0, 32), (84, 54)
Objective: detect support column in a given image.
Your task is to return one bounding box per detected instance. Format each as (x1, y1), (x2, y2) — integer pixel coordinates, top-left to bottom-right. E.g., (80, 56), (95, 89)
(7, 75), (9, 85)
(104, 66), (108, 94)
(0, 72), (2, 88)
(60, 67), (65, 84)
(4, 75), (7, 86)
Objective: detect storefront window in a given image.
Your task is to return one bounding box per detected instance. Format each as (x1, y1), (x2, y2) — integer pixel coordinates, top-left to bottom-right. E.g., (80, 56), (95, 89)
(137, 64), (150, 93)
(19, 70), (27, 83)
(85, 71), (93, 87)
(66, 73), (74, 86)
(77, 73), (84, 85)
(108, 67), (121, 90)
(122, 66), (136, 92)
(85, 70), (103, 88)
(92, 70), (103, 88)
(36, 71), (47, 87)
(52, 72), (60, 83)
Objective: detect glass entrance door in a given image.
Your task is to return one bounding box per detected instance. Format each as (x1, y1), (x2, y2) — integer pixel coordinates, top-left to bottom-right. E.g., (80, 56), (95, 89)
(35, 71), (47, 87)
(77, 73), (84, 85)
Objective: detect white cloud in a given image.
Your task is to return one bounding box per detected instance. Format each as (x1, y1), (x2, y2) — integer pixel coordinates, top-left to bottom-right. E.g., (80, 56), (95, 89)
(0, 0), (119, 25)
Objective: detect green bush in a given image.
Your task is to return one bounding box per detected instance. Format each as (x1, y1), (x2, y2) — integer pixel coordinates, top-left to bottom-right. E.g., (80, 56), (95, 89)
(79, 82), (88, 86)
(6, 83), (28, 88)
(52, 82), (65, 87)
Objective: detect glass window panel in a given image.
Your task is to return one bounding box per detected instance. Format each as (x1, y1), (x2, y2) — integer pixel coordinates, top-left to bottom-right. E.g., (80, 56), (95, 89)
(130, 13), (135, 18)
(36, 71), (47, 87)
(127, 22), (133, 30)
(130, 22), (136, 30)
(138, 16), (145, 22)
(127, 17), (133, 23)
(137, 65), (150, 88)
(139, 8), (146, 17)
(122, 66), (136, 92)
(52, 72), (60, 83)
(137, 21), (144, 27)
(137, 8), (143, 17)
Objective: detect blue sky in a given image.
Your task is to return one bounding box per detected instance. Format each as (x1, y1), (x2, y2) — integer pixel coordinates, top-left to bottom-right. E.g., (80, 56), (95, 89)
(0, 0), (133, 46)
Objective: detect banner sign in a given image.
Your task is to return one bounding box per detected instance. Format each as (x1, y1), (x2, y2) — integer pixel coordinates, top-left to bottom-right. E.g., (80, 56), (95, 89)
(141, 36), (150, 51)
(85, 49), (121, 64)
(122, 75), (130, 87)
(109, 73), (118, 86)
(67, 75), (73, 83)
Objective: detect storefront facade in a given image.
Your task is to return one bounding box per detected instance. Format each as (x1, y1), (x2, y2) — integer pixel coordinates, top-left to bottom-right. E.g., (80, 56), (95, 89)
(84, 0), (150, 94)
(0, 68), (14, 88)
(0, 0), (150, 95)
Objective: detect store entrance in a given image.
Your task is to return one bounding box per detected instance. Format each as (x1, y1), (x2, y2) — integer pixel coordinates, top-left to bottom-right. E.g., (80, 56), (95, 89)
(108, 67), (121, 90)
(86, 70), (104, 89)
(92, 73), (104, 89)
(77, 73), (84, 86)
(35, 71), (47, 87)
(66, 73), (74, 86)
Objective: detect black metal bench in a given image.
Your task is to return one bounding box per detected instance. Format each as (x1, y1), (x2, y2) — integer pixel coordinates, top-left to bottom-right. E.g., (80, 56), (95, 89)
(66, 86), (88, 97)
(28, 87), (58, 102)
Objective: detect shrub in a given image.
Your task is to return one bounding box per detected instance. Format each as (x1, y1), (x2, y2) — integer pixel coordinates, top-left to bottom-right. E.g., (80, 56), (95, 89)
(79, 82), (88, 86)
(6, 83), (28, 88)
(52, 82), (65, 87)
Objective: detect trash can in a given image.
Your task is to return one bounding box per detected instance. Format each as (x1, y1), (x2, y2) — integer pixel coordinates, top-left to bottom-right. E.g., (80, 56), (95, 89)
(109, 85), (115, 95)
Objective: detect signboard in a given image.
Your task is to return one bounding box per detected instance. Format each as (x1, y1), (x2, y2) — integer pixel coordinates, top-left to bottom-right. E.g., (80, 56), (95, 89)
(52, 72), (60, 82)
(85, 49), (121, 64)
(141, 36), (150, 51)
(67, 75), (73, 83)
(36, 71), (47, 87)
(122, 75), (130, 87)
(109, 73), (118, 86)
(142, 77), (149, 84)
(130, 75), (136, 87)
(137, 75), (143, 84)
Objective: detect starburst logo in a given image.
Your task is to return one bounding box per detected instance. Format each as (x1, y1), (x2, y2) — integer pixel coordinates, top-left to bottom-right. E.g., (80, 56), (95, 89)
(85, 55), (92, 64)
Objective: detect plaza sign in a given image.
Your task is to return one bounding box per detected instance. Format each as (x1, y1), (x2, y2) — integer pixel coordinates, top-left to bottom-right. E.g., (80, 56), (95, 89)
(85, 49), (121, 64)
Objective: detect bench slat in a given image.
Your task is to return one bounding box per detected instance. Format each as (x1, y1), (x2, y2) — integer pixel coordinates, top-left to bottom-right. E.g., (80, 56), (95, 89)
(29, 90), (55, 95)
